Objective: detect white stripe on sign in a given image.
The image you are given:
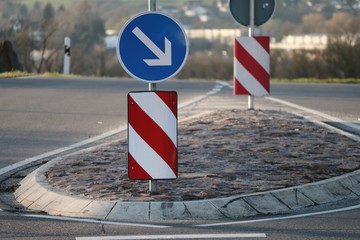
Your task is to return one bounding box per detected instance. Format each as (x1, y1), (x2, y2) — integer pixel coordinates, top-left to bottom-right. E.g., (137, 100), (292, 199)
(234, 58), (268, 96)
(237, 38), (269, 73)
(76, 233), (266, 240)
(128, 125), (176, 179)
(130, 92), (177, 146)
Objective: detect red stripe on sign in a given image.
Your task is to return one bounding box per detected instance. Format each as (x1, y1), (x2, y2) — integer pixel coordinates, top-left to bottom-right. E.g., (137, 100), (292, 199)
(128, 153), (152, 179)
(235, 40), (269, 92)
(128, 95), (177, 175)
(234, 77), (251, 95)
(156, 92), (177, 117)
(255, 36), (270, 54)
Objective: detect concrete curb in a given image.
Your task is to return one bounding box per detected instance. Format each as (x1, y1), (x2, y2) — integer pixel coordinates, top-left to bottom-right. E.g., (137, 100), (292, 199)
(14, 153), (360, 220)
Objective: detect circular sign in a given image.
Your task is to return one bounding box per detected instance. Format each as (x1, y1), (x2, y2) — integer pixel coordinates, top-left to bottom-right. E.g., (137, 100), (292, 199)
(229, 0), (276, 27)
(117, 12), (188, 83)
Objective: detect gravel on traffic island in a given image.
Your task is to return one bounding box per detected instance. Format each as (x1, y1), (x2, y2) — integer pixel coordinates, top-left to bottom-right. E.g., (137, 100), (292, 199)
(46, 109), (360, 202)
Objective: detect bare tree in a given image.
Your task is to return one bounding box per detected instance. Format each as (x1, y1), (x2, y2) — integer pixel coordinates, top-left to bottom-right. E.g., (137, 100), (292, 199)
(301, 13), (326, 33)
(31, 3), (59, 73)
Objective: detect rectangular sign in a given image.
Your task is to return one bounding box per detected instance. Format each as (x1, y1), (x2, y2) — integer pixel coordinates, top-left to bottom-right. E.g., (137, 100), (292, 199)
(128, 91), (178, 180)
(234, 36), (270, 96)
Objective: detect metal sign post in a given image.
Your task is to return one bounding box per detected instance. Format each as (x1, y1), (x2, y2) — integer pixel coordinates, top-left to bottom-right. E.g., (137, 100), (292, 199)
(148, 0), (157, 193)
(148, 0), (157, 93)
(63, 37), (71, 75)
(248, 0), (255, 110)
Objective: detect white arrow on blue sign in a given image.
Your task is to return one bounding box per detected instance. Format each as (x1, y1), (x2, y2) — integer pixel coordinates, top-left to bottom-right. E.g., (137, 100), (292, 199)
(117, 12), (189, 83)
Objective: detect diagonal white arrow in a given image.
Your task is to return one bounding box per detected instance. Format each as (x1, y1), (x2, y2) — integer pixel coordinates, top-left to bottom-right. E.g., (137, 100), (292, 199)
(132, 27), (172, 66)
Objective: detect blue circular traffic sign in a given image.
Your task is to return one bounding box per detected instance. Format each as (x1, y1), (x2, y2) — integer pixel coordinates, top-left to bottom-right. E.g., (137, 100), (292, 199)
(117, 12), (188, 83)
(229, 0), (276, 27)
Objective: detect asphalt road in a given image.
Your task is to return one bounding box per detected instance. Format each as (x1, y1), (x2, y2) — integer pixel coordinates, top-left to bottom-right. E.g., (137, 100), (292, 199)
(270, 83), (360, 124)
(1, 201), (359, 239)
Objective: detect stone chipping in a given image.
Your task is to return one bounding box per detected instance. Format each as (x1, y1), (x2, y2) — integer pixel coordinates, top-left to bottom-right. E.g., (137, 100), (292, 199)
(46, 109), (360, 202)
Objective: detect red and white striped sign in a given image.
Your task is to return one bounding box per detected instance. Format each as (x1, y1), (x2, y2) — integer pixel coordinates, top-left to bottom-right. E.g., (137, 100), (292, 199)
(128, 91), (177, 180)
(234, 36), (270, 96)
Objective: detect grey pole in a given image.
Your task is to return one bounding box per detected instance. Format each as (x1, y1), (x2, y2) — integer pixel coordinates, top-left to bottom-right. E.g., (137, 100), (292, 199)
(148, 0), (156, 12)
(63, 37), (71, 75)
(148, 0), (157, 92)
(248, 0), (255, 110)
(148, 0), (158, 193)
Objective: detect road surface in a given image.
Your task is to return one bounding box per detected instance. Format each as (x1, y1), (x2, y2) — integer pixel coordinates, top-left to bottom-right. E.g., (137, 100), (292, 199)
(0, 200), (359, 239)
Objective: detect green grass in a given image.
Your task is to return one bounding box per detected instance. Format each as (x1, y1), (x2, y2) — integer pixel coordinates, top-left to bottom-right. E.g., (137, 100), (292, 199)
(0, 71), (32, 78)
(41, 72), (82, 78)
(271, 78), (360, 84)
(0, 71), (82, 79)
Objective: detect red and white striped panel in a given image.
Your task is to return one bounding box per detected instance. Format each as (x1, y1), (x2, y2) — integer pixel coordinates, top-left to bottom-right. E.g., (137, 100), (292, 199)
(127, 91), (177, 180)
(234, 36), (270, 96)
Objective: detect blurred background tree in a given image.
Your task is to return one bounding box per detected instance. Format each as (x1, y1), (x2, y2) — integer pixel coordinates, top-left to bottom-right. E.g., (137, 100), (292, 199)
(0, 0), (359, 79)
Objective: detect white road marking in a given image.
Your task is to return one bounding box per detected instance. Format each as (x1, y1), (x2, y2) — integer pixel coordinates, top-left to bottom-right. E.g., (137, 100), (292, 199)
(265, 96), (360, 133)
(265, 96), (360, 142)
(196, 204), (360, 227)
(178, 83), (223, 109)
(217, 80), (359, 132)
(207, 84), (224, 95)
(178, 95), (207, 109)
(217, 80), (234, 89)
(22, 214), (170, 229)
(0, 126), (127, 177)
(76, 233), (266, 240)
